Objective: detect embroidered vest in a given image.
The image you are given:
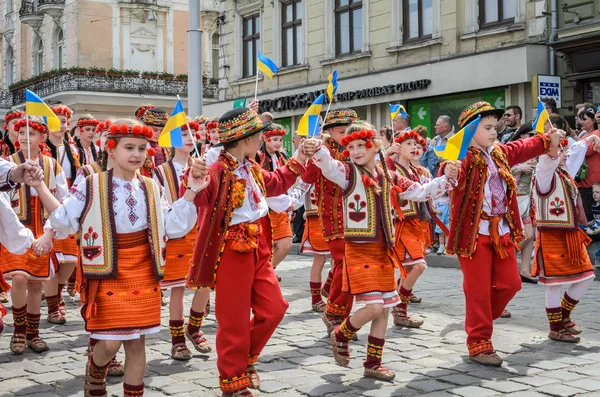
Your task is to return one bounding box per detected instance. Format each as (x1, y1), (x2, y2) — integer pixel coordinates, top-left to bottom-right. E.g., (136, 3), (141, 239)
(80, 162), (102, 178)
(533, 171), (578, 230)
(342, 164), (395, 245)
(304, 184), (319, 218)
(394, 164), (420, 219)
(80, 170), (166, 280)
(10, 152), (59, 225)
(46, 139), (80, 185)
(154, 160), (181, 205)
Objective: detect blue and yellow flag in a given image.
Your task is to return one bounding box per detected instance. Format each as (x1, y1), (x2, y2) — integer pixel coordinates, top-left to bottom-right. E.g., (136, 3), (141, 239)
(389, 104), (408, 122)
(327, 70), (338, 102)
(25, 89), (61, 132)
(532, 99), (550, 134)
(257, 52), (279, 79)
(158, 99), (187, 148)
(434, 115), (481, 161)
(297, 94), (325, 137)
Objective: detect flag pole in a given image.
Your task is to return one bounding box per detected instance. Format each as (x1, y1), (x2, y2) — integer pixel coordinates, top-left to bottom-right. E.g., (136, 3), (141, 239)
(254, 70), (260, 101)
(178, 95), (202, 159)
(321, 100), (334, 135)
(26, 114), (30, 160)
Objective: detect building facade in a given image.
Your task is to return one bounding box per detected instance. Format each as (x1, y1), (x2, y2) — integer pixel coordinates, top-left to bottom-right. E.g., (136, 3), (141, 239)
(205, 0), (550, 135)
(0, 0), (223, 118)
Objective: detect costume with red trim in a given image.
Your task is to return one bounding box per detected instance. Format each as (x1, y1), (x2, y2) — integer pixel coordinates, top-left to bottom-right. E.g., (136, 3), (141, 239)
(141, 108), (170, 176)
(1, 111), (24, 158)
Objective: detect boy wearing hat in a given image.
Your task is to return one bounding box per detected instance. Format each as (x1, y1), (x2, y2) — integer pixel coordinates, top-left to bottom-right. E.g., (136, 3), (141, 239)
(141, 107), (170, 175)
(302, 108), (358, 335)
(441, 101), (563, 366)
(186, 108), (309, 397)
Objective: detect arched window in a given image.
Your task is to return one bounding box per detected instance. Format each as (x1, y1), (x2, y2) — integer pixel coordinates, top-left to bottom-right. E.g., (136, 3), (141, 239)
(211, 32), (220, 80)
(54, 28), (64, 69)
(33, 35), (44, 75)
(5, 45), (15, 86)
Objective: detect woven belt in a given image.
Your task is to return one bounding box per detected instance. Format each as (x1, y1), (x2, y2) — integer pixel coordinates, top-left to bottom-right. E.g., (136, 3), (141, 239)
(225, 220), (263, 253)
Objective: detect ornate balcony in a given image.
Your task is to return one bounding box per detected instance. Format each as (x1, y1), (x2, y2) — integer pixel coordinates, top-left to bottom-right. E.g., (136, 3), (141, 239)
(38, 0), (65, 19)
(0, 90), (12, 110)
(202, 0), (221, 14)
(19, 1), (43, 30)
(8, 69), (218, 107)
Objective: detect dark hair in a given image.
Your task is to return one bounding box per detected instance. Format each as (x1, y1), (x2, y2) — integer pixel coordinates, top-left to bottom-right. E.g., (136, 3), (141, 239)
(223, 141), (238, 150)
(380, 125), (393, 142)
(98, 149), (108, 172)
(506, 105), (522, 118)
(541, 98), (557, 113)
(549, 113), (568, 130)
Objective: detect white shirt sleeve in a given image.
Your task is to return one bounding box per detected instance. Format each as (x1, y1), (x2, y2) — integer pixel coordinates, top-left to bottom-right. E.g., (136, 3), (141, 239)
(162, 194), (198, 239)
(46, 176), (88, 238)
(55, 169), (69, 201)
(399, 175), (453, 202)
(0, 158), (16, 190)
(565, 140), (588, 178)
(266, 195), (293, 213)
(311, 146), (348, 189)
(205, 146), (224, 166)
(0, 192), (34, 254)
(535, 154), (560, 195)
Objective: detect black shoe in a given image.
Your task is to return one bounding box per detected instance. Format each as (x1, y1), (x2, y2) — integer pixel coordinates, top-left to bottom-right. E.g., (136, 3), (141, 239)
(520, 275), (538, 284)
(277, 275), (282, 282)
(292, 237), (301, 244)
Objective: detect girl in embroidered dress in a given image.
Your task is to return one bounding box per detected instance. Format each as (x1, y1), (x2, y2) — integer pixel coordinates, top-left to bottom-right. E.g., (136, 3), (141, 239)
(74, 115), (100, 166)
(32, 118), (207, 397)
(1, 111), (24, 158)
(1, 117), (68, 354)
(302, 124), (458, 381)
(533, 126), (600, 343)
(153, 121), (213, 361)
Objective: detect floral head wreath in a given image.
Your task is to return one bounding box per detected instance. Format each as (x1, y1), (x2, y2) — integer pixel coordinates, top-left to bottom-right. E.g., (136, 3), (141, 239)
(14, 118), (48, 134)
(105, 123), (154, 149)
(52, 106), (73, 123)
(262, 129), (286, 142)
(95, 120), (113, 134)
(182, 121), (200, 132)
(340, 130), (375, 158)
(417, 137), (428, 152)
(135, 104), (156, 120)
(206, 120), (218, 130)
(394, 130), (420, 144)
(76, 119), (100, 130)
(4, 111), (24, 130)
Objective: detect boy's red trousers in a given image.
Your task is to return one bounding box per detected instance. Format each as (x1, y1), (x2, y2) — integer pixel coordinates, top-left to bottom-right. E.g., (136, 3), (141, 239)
(215, 226), (289, 393)
(458, 234), (521, 356)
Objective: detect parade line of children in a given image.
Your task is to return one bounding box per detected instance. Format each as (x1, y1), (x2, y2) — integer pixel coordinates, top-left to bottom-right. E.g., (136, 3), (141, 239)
(0, 100), (596, 397)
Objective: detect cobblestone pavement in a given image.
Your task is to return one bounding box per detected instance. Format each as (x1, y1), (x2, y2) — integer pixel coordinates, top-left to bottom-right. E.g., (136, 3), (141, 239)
(2, 254), (600, 397)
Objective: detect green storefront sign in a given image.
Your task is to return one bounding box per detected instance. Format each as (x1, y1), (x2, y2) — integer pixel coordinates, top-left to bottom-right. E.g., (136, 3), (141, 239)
(407, 88), (505, 138)
(275, 117), (293, 155)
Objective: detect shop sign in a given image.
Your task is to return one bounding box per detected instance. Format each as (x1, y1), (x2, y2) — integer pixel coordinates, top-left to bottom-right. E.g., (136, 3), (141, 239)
(532, 75), (561, 108)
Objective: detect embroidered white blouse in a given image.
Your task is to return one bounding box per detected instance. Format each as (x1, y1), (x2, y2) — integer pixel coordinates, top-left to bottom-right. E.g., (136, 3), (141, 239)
(0, 158), (16, 190)
(6, 156), (69, 199)
(535, 140), (588, 195)
(0, 191), (34, 254)
(312, 146), (453, 202)
(46, 176), (197, 239)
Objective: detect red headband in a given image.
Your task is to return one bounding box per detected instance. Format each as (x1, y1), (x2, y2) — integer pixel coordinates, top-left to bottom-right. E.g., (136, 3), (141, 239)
(263, 129), (286, 137)
(340, 130), (375, 158)
(206, 121), (218, 130)
(417, 137), (428, 152)
(95, 120), (113, 133)
(394, 130), (420, 144)
(4, 111), (24, 130)
(182, 121), (200, 132)
(52, 106), (72, 119)
(77, 119), (100, 128)
(14, 119), (48, 134)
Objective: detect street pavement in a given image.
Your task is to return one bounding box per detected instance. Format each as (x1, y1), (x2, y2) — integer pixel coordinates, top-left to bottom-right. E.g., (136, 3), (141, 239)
(2, 253), (600, 397)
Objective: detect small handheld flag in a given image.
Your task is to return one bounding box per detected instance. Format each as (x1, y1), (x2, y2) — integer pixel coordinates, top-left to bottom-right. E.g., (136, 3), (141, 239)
(297, 94), (325, 137)
(25, 89), (61, 132)
(257, 52), (279, 79)
(532, 99), (550, 134)
(327, 70), (338, 102)
(434, 115), (481, 161)
(389, 104), (408, 122)
(158, 99), (187, 148)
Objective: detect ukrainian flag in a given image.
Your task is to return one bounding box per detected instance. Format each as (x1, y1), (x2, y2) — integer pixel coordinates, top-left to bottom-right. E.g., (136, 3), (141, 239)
(389, 104), (408, 122)
(297, 94), (325, 137)
(434, 115), (481, 161)
(327, 70), (338, 102)
(257, 52), (279, 79)
(25, 89), (61, 132)
(532, 99), (550, 134)
(158, 99), (187, 148)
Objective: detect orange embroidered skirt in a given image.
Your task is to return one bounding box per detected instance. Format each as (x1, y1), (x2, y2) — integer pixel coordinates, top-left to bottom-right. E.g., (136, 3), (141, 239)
(81, 230), (161, 340)
(343, 240), (401, 296)
(533, 228), (594, 286)
(269, 210), (292, 241)
(161, 228), (197, 289)
(53, 234), (79, 259)
(300, 217), (329, 255)
(1, 197), (56, 281)
(395, 219), (426, 266)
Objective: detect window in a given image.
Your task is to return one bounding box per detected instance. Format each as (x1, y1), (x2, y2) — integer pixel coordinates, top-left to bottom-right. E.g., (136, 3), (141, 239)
(212, 33), (220, 79)
(54, 28), (64, 69)
(33, 36), (44, 75)
(242, 13), (260, 78)
(282, 0), (303, 67)
(5, 46), (15, 86)
(334, 0), (362, 56)
(403, 0), (433, 41)
(480, 0), (516, 26)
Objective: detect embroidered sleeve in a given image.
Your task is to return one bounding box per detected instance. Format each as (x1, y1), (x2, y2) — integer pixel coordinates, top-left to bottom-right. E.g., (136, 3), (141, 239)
(46, 176), (87, 237)
(164, 197), (198, 239)
(399, 175), (452, 202)
(565, 140), (588, 179)
(311, 146), (348, 190)
(285, 158), (305, 177)
(535, 154), (560, 195)
(288, 179), (310, 210)
(0, 192), (34, 254)
(0, 159), (16, 192)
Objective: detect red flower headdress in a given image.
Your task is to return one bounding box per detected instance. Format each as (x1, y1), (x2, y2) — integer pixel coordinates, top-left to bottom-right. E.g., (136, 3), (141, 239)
(340, 130), (375, 158)
(76, 119), (100, 130)
(105, 123), (154, 149)
(95, 120), (113, 134)
(13, 119), (48, 134)
(263, 129), (286, 142)
(3, 111), (24, 130)
(52, 106), (73, 124)
(417, 137), (428, 152)
(394, 130), (420, 145)
(206, 121), (218, 130)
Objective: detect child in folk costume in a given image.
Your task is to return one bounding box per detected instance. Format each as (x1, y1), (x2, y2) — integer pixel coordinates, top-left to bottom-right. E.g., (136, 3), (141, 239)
(302, 109), (358, 336)
(385, 131), (435, 328)
(45, 104), (81, 324)
(140, 107), (170, 176)
(75, 116), (100, 165)
(153, 121), (213, 360)
(440, 101), (562, 366)
(532, 131), (600, 343)
(1, 117), (68, 354)
(1, 111), (24, 158)
(199, 119), (220, 155)
(32, 119), (205, 397)
(186, 108), (308, 397)
(302, 125), (458, 380)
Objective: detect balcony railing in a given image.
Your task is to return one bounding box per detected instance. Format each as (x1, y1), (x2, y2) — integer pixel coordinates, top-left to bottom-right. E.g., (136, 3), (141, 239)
(19, 0), (37, 17)
(38, 0), (65, 5)
(202, 0), (221, 13)
(0, 90), (12, 109)
(5, 69), (218, 108)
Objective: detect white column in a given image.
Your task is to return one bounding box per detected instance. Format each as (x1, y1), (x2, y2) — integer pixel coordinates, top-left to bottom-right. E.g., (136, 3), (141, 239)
(112, 3), (121, 68)
(122, 9), (131, 69)
(156, 12), (165, 72)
